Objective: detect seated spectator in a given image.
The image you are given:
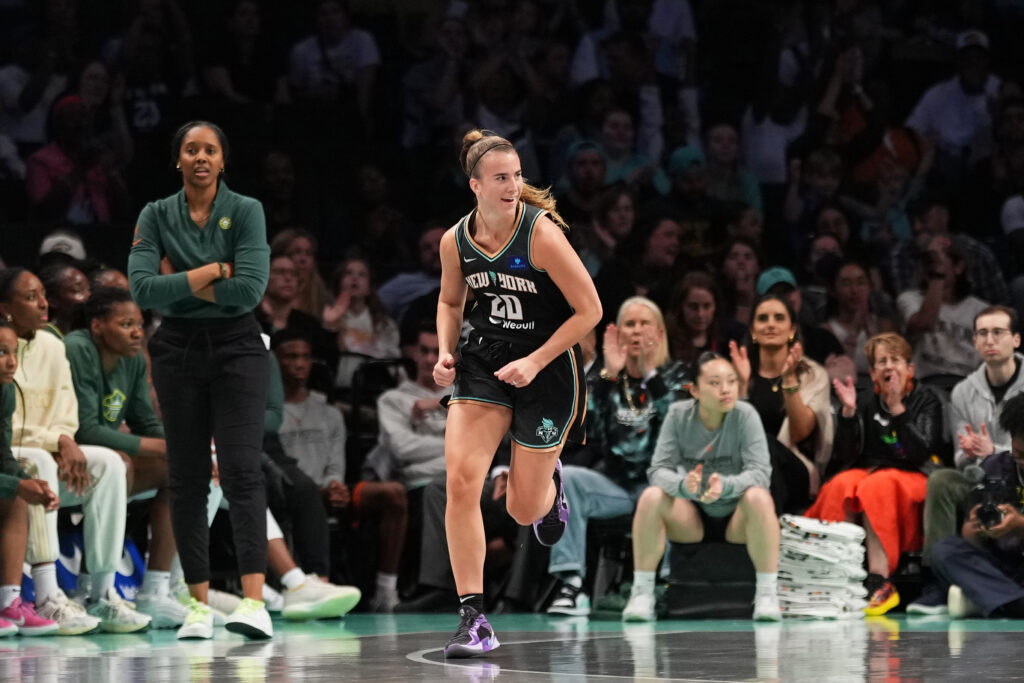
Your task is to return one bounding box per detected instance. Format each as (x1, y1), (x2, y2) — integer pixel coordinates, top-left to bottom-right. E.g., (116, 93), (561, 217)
(661, 146), (730, 265)
(273, 328), (407, 612)
(823, 260), (898, 380)
(729, 294), (833, 512)
(783, 148), (844, 265)
(799, 232), (845, 325)
(553, 140), (608, 232)
(259, 151), (320, 238)
(256, 252), (335, 377)
(74, 60), (134, 168)
(37, 256), (90, 338)
(25, 95), (130, 230)
(665, 271), (744, 377)
(0, 267), (143, 634)
(807, 332), (945, 616)
(576, 184), (636, 278)
(755, 267), (852, 381)
(595, 211), (683, 329)
(704, 121), (763, 213)
(546, 297), (685, 616)
(288, 0), (380, 132)
(64, 287), (187, 628)
(324, 253), (400, 393)
(202, 0), (289, 105)
(364, 323), (449, 493)
(0, 318), (60, 637)
(270, 229), (330, 320)
(897, 238), (989, 380)
(600, 107), (670, 197)
(624, 352), (778, 622)
(925, 393), (1024, 619)
(888, 194), (1008, 306)
(377, 224), (445, 325)
(909, 305), (1024, 614)
(718, 237), (761, 331)
(905, 30), (1000, 188)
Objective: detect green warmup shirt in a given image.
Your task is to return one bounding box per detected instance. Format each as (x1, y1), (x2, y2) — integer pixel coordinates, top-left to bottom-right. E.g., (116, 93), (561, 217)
(127, 182), (270, 317)
(64, 329), (164, 456)
(0, 383), (28, 500)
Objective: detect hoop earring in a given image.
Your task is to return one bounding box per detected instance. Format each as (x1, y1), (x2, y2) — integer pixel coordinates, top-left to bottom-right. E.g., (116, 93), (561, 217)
(4, 314), (11, 323)
(788, 334), (796, 344)
(750, 335), (757, 345)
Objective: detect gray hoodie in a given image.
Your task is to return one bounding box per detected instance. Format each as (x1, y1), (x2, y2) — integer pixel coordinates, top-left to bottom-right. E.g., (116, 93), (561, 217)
(949, 352), (1024, 468)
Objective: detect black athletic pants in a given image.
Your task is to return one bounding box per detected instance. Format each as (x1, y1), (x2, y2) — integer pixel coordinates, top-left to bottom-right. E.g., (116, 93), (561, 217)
(150, 313), (269, 583)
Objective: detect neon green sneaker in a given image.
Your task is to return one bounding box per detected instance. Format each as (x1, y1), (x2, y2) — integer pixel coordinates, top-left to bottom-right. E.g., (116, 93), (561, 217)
(225, 598), (273, 640)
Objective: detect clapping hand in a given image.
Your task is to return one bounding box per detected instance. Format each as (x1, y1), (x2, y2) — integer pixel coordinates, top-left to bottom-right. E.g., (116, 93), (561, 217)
(959, 422), (995, 459)
(833, 375), (857, 417)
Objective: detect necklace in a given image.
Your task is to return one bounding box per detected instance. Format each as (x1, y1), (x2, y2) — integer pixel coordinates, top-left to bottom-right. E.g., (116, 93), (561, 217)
(284, 400), (309, 425)
(621, 374), (647, 414)
(760, 374), (783, 393)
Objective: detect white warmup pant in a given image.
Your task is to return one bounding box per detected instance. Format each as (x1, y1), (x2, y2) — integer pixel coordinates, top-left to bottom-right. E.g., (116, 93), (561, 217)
(16, 446), (127, 575)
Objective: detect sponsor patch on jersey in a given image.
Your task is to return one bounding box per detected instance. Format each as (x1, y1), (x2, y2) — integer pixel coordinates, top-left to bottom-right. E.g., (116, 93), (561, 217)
(508, 255), (527, 272)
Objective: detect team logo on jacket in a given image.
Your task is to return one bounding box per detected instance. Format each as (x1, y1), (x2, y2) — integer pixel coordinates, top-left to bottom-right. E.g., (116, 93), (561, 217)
(103, 389), (126, 422)
(218, 216), (232, 230)
(536, 417), (559, 443)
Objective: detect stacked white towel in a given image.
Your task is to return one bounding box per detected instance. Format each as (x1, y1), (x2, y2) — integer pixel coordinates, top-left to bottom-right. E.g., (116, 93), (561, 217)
(777, 514), (867, 618)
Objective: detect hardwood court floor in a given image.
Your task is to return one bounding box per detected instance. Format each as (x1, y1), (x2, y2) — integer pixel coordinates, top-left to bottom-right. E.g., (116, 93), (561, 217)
(1, 613), (1021, 681)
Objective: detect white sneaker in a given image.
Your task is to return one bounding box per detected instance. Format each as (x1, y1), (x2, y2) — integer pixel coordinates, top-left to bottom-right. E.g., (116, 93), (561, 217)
(177, 598), (214, 640)
(87, 587), (152, 633)
(207, 589), (241, 625)
(753, 592), (782, 622)
(622, 591), (656, 622)
(948, 585), (981, 619)
(36, 589), (101, 635)
(173, 580), (230, 627)
(136, 591), (190, 629)
(546, 583), (591, 617)
(282, 575), (362, 621)
(262, 585), (284, 612)
(225, 598), (273, 640)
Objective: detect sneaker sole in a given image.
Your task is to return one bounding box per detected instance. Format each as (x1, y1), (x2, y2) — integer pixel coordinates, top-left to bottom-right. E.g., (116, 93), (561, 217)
(225, 620), (273, 640)
(0, 625), (17, 637)
(17, 623), (60, 636)
(906, 604), (948, 616)
(177, 627), (214, 640)
(754, 611), (783, 622)
(622, 612), (655, 623)
(283, 592), (362, 621)
(546, 606), (590, 617)
(444, 635), (501, 658)
(55, 622), (102, 636)
(99, 621), (151, 634)
(863, 593), (900, 617)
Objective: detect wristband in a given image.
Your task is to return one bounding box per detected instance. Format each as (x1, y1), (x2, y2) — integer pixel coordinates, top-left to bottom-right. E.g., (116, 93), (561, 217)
(782, 383), (800, 394)
(219, 262), (229, 279)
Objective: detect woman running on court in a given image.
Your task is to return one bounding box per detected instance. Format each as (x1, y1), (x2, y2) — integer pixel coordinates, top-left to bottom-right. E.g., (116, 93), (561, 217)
(435, 129), (601, 658)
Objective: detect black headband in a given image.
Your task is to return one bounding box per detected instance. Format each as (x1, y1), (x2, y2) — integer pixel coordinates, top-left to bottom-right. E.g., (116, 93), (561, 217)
(466, 140), (514, 177)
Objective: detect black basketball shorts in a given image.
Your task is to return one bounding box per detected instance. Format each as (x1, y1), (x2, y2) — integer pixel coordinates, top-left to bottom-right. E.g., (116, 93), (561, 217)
(448, 333), (587, 449)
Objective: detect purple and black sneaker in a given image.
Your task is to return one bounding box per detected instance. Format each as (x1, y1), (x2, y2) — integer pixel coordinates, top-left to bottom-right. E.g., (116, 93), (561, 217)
(531, 459), (569, 546)
(444, 605), (500, 658)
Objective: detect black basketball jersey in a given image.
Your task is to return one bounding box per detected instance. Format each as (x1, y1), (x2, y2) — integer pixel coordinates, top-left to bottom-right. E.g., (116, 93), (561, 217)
(456, 202), (573, 346)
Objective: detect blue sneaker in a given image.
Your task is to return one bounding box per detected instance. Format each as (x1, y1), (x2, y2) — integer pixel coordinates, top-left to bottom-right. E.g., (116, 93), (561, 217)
(444, 605), (500, 658)
(532, 459), (569, 546)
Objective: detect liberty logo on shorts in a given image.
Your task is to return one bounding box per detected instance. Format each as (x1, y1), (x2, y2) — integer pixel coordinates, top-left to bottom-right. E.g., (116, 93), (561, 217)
(218, 216), (232, 230)
(536, 417), (559, 444)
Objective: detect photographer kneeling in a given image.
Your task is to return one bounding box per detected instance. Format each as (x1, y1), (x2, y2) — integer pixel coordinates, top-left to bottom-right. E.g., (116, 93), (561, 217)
(929, 392), (1024, 619)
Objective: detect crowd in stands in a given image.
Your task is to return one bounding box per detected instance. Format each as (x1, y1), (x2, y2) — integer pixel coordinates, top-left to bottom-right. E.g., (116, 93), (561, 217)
(2, 0), (1024, 631)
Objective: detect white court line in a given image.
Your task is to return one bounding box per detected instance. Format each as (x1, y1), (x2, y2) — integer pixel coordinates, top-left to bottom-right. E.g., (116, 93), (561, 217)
(405, 629), (741, 682)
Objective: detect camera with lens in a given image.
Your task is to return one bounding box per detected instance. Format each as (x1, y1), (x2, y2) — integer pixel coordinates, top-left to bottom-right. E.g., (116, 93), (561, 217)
(976, 475), (1013, 528)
